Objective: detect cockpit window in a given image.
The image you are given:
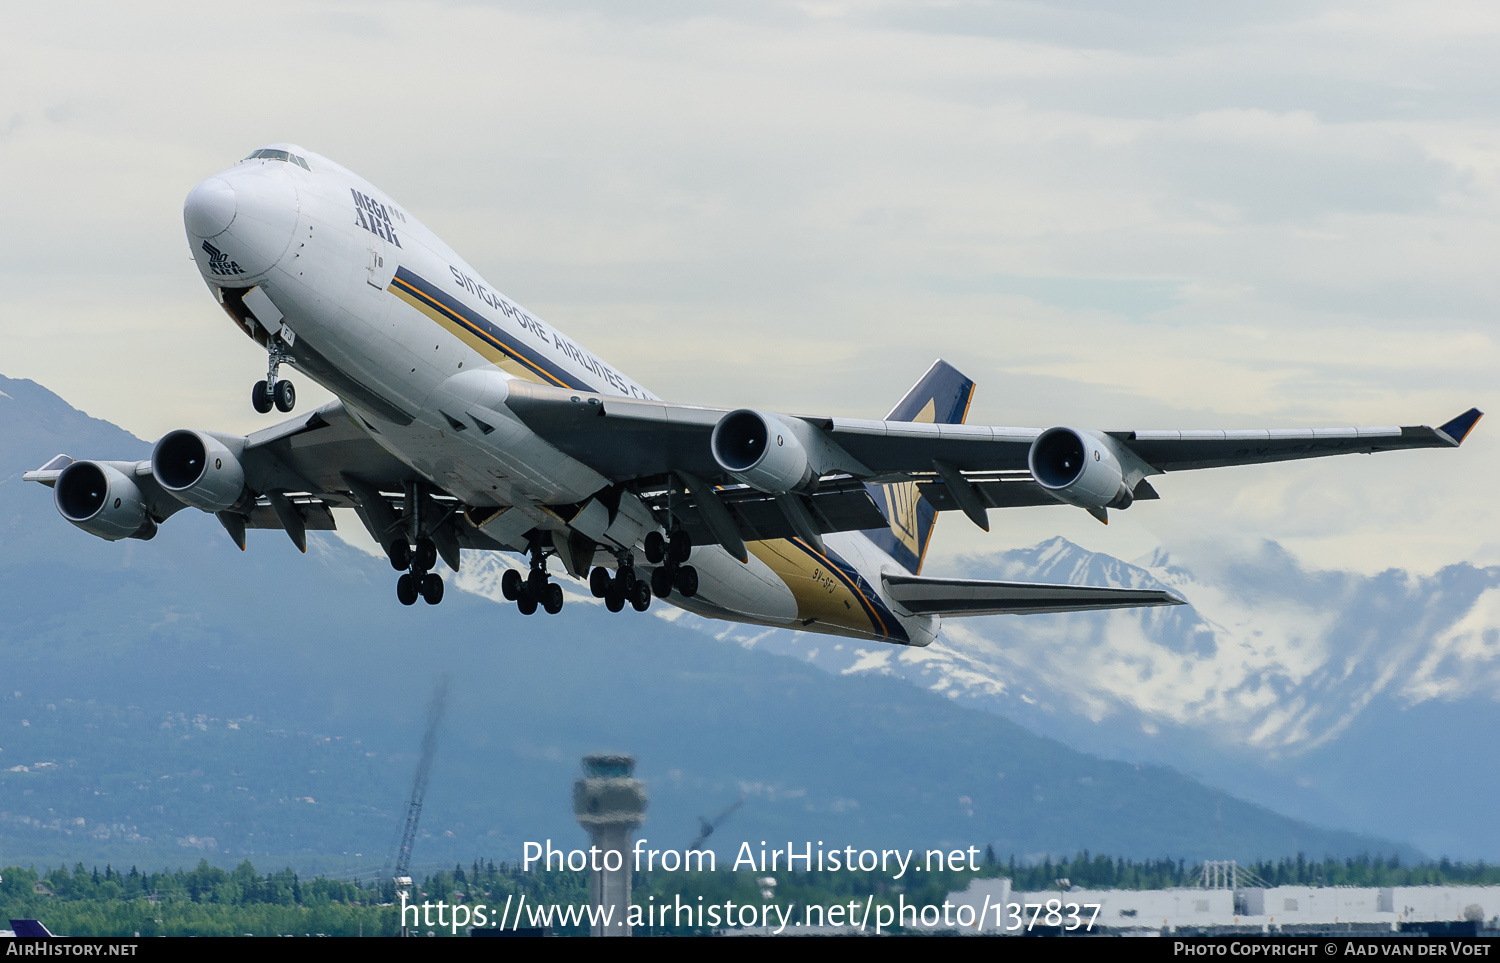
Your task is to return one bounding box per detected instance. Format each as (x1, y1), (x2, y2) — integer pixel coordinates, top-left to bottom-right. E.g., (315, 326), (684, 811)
(241, 148), (312, 170)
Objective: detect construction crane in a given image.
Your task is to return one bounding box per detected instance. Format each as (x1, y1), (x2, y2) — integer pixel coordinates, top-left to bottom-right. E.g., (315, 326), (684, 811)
(688, 793), (746, 852)
(384, 676), (449, 893)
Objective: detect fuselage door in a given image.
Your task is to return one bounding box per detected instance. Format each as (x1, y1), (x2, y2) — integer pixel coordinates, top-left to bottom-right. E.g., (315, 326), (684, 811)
(350, 188), (400, 289)
(367, 238), (393, 289)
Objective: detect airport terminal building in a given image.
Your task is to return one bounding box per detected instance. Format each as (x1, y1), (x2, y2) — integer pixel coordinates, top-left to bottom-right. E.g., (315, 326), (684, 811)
(943, 877), (1500, 936)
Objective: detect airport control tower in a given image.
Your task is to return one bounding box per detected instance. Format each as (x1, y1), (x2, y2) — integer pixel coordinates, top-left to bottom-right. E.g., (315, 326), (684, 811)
(573, 753), (647, 937)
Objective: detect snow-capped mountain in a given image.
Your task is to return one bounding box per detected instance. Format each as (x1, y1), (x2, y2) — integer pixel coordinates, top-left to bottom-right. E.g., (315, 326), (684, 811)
(464, 537), (1500, 859)
(5, 372), (1480, 866)
(756, 538), (1500, 859)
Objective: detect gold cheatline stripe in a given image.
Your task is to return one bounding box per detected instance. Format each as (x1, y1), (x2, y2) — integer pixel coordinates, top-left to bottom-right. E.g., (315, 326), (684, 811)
(390, 276), (568, 388)
(790, 537), (893, 636)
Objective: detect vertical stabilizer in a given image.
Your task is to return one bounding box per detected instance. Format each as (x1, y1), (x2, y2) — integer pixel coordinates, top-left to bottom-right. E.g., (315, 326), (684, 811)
(10, 920), (55, 938)
(861, 360), (976, 574)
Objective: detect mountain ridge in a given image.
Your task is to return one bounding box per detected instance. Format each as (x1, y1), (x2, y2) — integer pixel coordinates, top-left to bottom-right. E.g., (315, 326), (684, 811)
(0, 373), (1455, 874)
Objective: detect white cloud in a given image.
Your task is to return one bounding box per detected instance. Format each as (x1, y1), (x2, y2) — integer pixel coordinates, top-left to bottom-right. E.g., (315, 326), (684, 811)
(0, 1), (1495, 577)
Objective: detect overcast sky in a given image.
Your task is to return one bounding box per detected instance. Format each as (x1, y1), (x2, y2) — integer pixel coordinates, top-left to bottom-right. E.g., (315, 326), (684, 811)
(3, 1), (1497, 576)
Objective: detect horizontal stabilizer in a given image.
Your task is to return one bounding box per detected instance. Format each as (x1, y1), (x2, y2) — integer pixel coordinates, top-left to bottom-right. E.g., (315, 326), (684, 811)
(883, 574), (1185, 617)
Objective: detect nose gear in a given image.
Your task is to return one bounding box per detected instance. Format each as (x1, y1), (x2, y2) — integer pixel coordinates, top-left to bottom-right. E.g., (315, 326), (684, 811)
(253, 338), (296, 414)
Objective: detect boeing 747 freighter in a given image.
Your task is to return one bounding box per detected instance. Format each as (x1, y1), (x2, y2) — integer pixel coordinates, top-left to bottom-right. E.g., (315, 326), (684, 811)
(24, 145), (1482, 646)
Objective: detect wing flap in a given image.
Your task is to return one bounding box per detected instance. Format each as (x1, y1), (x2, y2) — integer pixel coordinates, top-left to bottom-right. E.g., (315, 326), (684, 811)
(884, 573), (1185, 616)
(653, 481), (890, 546)
(243, 498), (337, 532)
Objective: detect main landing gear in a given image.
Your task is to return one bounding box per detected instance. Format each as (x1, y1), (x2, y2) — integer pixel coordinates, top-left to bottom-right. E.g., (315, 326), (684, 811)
(500, 540), (565, 615)
(490, 526), (699, 618)
(643, 529), (699, 599)
(252, 339), (296, 414)
(391, 536), (444, 606)
(589, 555), (653, 613)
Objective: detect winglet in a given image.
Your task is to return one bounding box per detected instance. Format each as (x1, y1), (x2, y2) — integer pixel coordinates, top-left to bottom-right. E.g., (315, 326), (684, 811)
(1437, 408), (1483, 446)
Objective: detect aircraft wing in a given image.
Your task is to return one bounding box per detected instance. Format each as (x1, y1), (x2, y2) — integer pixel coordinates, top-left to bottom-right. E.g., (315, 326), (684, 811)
(236, 402), (414, 496)
(828, 409), (1483, 474)
(23, 401), (497, 558)
(22, 402), (414, 503)
(27, 376), (1479, 560)
(502, 378), (1480, 544)
(883, 574), (1184, 616)
(504, 379), (1481, 481)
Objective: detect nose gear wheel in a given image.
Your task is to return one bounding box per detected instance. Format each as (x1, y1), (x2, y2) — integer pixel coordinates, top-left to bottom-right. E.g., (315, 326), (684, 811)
(253, 337), (296, 414)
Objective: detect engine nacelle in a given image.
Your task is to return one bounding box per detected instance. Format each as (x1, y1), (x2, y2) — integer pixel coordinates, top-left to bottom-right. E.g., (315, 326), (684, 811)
(152, 429), (246, 512)
(1028, 427), (1134, 510)
(54, 461), (157, 540)
(710, 409), (813, 494)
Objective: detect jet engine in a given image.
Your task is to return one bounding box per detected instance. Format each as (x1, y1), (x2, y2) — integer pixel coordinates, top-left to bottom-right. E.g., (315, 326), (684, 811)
(151, 429), (247, 513)
(1028, 427), (1135, 510)
(710, 409), (813, 493)
(54, 461), (157, 540)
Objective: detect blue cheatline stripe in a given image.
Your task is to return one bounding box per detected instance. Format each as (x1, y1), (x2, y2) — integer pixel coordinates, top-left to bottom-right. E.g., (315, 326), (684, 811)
(390, 267), (592, 391)
(788, 538), (910, 644)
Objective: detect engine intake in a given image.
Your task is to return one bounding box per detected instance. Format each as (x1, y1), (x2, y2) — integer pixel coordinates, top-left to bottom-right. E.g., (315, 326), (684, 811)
(152, 430), (246, 512)
(1028, 427), (1133, 510)
(710, 409), (813, 494)
(55, 461), (156, 540)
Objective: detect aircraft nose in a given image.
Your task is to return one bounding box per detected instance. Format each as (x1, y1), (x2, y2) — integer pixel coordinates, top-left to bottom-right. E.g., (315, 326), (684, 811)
(185, 166), (299, 282)
(184, 177), (237, 238)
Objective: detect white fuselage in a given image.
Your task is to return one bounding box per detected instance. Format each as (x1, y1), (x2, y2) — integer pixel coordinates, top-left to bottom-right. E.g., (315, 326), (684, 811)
(183, 145), (938, 646)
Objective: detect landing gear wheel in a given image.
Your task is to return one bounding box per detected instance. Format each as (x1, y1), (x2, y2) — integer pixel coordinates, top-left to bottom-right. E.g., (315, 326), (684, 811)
(251, 381), (272, 414)
(501, 568), (523, 601)
(604, 585), (625, 613)
(589, 567), (612, 598)
(675, 565), (699, 598)
(618, 567), (637, 597)
(670, 529), (692, 564)
(396, 573), (418, 605)
(527, 569), (549, 597)
(414, 538), (438, 572)
(631, 580), (652, 612)
(643, 531), (666, 565)
(273, 380), (296, 413)
(421, 573), (444, 605)
(389, 541), (411, 571)
(651, 566), (674, 599)
(517, 591), (538, 615)
(543, 582), (564, 614)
